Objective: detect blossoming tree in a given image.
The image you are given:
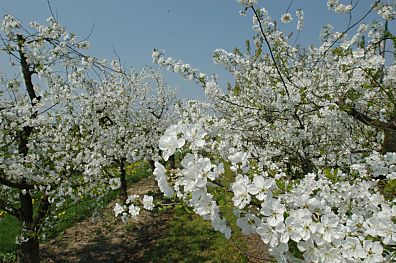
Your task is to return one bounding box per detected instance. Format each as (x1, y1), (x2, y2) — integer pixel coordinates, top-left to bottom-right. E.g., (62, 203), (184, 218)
(0, 15), (108, 262)
(76, 64), (178, 205)
(0, 14), (174, 262)
(153, 0), (396, 261)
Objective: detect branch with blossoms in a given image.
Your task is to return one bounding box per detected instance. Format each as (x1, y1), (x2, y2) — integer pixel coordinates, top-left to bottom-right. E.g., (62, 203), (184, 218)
(0, 175), (34, 190)
(337, 101), (396, 132)
(154, 121), (396, 261)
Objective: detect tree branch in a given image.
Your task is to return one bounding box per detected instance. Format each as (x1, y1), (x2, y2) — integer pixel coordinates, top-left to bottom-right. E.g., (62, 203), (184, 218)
(0, 174), (34, 190)
(0, 197), (20, 219)
(17, 34), (40, 105)
(338, 102), (395, 131)
(250, 7), (290, 97)
(33, 195), (50, 228)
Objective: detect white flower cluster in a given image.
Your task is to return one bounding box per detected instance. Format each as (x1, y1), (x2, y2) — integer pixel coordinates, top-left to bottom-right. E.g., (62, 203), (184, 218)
(237, 0), (257, 8)
(327, 0), (352, 13)
(296, 9), (304, 31)
(109, 178), (121, 190)
(153, 162), (174, 197)
(351, 152), (396, 180)
(376, 3), (396, 20)
(113, 194), (154, 222)
(156, 122), (396, 261)
(158, 123), (206, 161)
(1, 14), (20, 34)
(335, 4), (353, 14)
(155, 123), (231, 239)
(152, 49), (206, 82)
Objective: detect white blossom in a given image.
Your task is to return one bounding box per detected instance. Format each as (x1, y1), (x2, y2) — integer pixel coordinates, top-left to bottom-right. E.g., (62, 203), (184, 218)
(142, 195), (154, 211)
(281, 13), (292, 24)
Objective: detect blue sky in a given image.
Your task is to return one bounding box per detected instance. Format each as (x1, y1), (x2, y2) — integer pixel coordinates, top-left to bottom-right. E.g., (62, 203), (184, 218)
(0, 0), (381, 99)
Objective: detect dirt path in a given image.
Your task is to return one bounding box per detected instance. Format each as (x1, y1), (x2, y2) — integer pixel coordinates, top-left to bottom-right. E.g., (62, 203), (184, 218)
(245, 234), (274, 263)
(41, 177), (172, 263)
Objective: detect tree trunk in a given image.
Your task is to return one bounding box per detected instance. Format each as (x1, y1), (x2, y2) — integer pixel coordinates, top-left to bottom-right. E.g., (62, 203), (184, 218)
(382, 111), (396, 153)
(16, 192), (40, 263)
(119, 158), (128, 205)
(13, 34), (42, 263)
(382, 127), (396, 153)
(148, 159), (155, 172)
(16, 237), (40, 263)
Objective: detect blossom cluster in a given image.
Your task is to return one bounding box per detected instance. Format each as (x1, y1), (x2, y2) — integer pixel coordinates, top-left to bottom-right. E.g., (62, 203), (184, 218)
(155, 122), (396, 262)
(114, 194), (154, 222)
(237, 0), (257, 8)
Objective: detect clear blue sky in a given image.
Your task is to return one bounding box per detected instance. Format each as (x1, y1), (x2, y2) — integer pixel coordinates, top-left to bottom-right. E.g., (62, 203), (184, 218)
(0, 0), (381, 99)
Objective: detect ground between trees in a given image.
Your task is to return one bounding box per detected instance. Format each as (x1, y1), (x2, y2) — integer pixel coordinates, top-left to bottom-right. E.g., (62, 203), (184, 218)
(40, 176), (272, 263)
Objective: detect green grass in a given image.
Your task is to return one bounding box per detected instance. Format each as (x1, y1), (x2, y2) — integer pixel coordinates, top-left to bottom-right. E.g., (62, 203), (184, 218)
(140, 206), (248, 263)
(0, 215), (20, 253)
(0, 215), (20, 262)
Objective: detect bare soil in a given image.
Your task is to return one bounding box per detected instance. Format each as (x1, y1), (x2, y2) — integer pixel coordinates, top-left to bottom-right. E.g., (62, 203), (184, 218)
(245, 234), (274, 263)
(41, 177), (172, 263)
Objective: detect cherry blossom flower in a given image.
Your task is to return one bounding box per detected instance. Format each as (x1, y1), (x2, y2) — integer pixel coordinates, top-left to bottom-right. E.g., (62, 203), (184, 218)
(142, 195), (154, 211)
(159, 131), (185, 161)
(231, 174), (251, 209)
(153, 162), (174, 197)
(256, 222), (279, 247)
(281, 13), (292, 24)
(109, 177), (121, 190)
(113, 203), (125, 217)
(247, 175), (275, 200)
(128, 204), (140, 218)
(260, 198), (285, 227)
(275, 216), (303, 243)
(363, 240), (384, 263)
(317, 213), (344, 243)
(341, 237), (366, 260)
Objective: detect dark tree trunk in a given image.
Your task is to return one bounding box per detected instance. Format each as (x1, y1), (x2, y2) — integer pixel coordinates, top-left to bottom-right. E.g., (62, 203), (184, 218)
(16, 237), (40, 263)
(148, 159), (155, 172)
(14, 34), (41, 263)
(16, 192), (40, 263)
(169, 155), (176, 169)
(382, 128), (396, 153)
(119, 158), (128, 205)
(382, 114), (396, 153)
